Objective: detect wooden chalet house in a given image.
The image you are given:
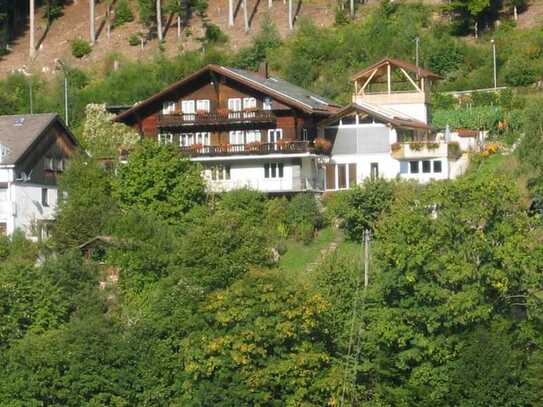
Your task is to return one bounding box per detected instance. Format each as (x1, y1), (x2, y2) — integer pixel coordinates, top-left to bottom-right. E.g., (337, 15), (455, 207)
(115, 63), (341, 193)
(0, 114), (77, 238)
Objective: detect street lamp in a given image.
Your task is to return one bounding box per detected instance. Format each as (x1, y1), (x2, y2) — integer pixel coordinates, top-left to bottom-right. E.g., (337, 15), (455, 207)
(491, 39), (497, 89)
(55, 59), (69, 126)
(18, 65), (33, 114)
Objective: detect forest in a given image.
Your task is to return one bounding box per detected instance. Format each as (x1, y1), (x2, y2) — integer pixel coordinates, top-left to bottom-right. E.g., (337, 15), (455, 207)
(2, 1), (543, 405)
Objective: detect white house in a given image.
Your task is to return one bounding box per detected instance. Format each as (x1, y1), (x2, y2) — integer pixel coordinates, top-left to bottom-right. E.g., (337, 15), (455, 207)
(318, 58), (483, 190)
(0, 114), (77, 239)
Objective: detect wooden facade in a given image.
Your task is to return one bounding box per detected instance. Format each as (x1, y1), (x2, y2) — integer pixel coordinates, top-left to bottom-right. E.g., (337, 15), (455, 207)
(115, 65), (337, 156)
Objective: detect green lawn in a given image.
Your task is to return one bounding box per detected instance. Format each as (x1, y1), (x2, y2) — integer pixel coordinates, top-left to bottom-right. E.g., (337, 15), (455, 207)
(278, 227), (338, 279)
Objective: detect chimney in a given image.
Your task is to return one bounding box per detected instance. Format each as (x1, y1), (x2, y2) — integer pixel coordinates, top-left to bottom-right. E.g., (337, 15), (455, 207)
(258, 62), (269, 79)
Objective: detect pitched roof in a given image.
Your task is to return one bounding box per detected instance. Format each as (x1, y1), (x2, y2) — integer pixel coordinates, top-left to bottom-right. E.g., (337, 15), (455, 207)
(114, 64), (341, 123)
(318, 102), (430, 130)
(352, 58), (442, 81)
(0, 113), (76, 165)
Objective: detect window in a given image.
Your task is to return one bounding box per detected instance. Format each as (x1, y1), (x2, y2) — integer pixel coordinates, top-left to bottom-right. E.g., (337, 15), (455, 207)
(337, 164), (347, 189)
(158, 133), (173, 144)
(44, 157), (54, 171)
(370, 163), (379, 179)
(325, 164), (336, 190)
(55, 158), (65, 172)
(228, 98), (242, 111)
(243, 97), (257, 109)
(41, 188), (48, 207)
(229, 130), (245, 145)
(409, 161), (419, 174)
(246, 130), (261, 144)
(264, 163), (284, 178)
(162, 101), (177, 115)
(0, 187), (7, 201)
(302, 128), (309, 141)
(196, 99), (210, 113)
(181, 100), (195, 114)
(349, 163), (357, 187)
(422, 160), (431, 173)
(433, 160), (442, 173)
(267, 129), (283, 144)
(263, 97), (273, 110)
(211, 165), (230, 181)
(194, 132), (210, 146)
(340, 115), (356, 125)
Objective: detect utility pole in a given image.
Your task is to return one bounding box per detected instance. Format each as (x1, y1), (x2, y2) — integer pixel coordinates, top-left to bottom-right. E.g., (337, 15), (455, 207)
(90, 0), (96, 45)
(415, 36), (420, 69)
(29, 0), (35, 58)
(363, 229), (370, 290)
(55, 60), (69, 126)
(491, 39), (497, 89)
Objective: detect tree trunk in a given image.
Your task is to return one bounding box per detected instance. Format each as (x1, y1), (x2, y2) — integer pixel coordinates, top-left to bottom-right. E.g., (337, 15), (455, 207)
(177, 15), (181, 38)
(350, 0), (354, 17)
(90, 0), (95, 45)
(228, 0), (234, 26)
(474, 20), (478, 38)
(107, 4), (111, 40)
(156, 0), (163, 41)
(288, 0), (293, 30)
(29, 0), (35, 58)
(243, 0), (249, 32)
(513, 4), (518, 20)
(268, 0), (272, 9)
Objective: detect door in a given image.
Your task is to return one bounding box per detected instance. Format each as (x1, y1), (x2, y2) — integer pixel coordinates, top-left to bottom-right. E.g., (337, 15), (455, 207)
(267, 129), (283, 144)
(228, 98), (242, 118)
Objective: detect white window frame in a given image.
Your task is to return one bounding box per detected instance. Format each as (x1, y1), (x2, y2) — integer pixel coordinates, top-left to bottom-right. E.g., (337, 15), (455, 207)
(196, 99), (210, 113)
(162, 101), (177, 115)
(243, 97), (257, 109)
(195, 132), (210, 146)
(158, 133), (174, 145)
(211, 165), (231, 181)
(228, 98), (242, 111)
(181, 100), (196, 114)
(267, 129), (283, 144)
(44, 157), (55, 171)
(264, 162), (284, 179)
(229, 130), (245, 145)
(263, 97), (273, 111)
(41, 188), (49, 207)
(246, 130), (261, 144)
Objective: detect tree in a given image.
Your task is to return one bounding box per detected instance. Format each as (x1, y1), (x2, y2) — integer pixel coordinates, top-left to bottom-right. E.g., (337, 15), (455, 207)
(156, 0), (163, 41)
(363, 174), (543, 404)
(179, 269), (336, 405)
(89, 0), (95, 45)
(113, 141), (206, 225)
(29, 0), (35, 57)
(53, 154), (118, 249)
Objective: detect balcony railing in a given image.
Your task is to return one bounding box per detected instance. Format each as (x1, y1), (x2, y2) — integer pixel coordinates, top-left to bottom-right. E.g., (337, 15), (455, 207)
(180, 141), (323, 157)
(391, 141), (461, 160)
(207, 176), (324, 193)
(158, 110), (276, 128)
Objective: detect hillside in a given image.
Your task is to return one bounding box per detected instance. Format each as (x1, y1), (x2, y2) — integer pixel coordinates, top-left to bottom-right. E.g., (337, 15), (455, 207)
(0, 0), (335, 78)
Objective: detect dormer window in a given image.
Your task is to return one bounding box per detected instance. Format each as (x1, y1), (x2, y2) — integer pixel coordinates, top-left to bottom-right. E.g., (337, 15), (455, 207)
(44, 157), (55, 171)
(162, 101), (177, 115)
(181, 100), (196, 114)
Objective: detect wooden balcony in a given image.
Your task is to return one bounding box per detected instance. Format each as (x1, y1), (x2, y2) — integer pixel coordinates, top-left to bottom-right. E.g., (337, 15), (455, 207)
(180, 141), (322, 157)
(158, 110), (276, 128)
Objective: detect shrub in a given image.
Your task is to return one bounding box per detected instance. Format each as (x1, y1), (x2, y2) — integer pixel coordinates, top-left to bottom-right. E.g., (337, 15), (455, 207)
(314, 137), (332, 153)
(503, 58), (538, 86)
(448, 141), (462, 159)
(202, 23), (228, 46)
(114, 0), (135, 28)
(128, 33), (141, 47)
(218, 188), (266, 225)
(287, 193), (323, 241)
(71, 38), (92, 59)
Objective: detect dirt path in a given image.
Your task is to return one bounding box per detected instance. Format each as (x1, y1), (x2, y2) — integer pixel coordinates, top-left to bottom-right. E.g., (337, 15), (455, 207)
(305, 229), (343, 273)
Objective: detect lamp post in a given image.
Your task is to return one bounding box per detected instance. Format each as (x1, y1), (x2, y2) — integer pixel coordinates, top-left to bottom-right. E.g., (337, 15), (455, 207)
(491, 39), (497, 89)
(18, 65), (33, 114)
(55, 59), (69, 126)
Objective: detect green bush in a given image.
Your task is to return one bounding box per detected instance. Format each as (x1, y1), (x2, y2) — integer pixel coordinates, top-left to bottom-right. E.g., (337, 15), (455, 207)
(202, 23), (228, 46)
(114, 0), (135, 28)
(503, 58), (538, 86)
(71, 38), (92, 59)
(218, 188), (266, 225)
(287, 193), (323, 241)
(128, 33), (141, 47)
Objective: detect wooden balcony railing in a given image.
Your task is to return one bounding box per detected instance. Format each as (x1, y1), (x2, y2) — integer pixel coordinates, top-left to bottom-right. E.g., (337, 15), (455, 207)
(180, 141), (323, 157)
(158, 110), (276, 128)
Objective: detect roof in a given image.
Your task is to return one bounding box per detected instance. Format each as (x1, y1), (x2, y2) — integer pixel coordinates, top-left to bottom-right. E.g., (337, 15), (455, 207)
(115, 64), (341, 123)
(77, 235), (116, 250)
(318, 102), (430, 130)
(0, 113), (77, 165)
(352, 58), (442, 81)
